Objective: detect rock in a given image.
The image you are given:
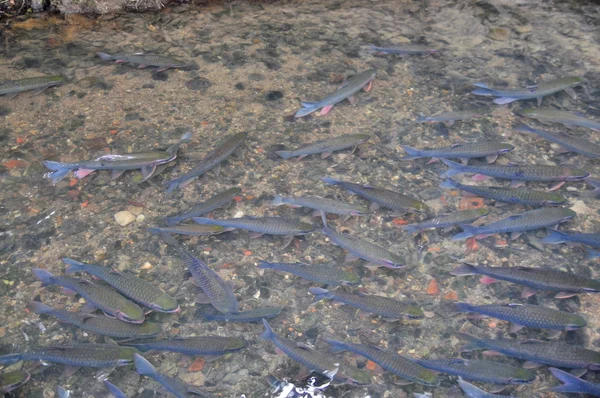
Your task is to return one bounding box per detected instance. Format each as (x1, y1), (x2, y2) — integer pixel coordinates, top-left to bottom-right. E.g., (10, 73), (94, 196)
(114, 211), (136, 226)
(488, 27), (510, 41)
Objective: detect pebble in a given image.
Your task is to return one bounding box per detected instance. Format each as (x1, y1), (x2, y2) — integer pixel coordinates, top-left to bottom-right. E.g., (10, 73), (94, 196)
(114, 210), (136, 226)
(488, 27), (510, 41)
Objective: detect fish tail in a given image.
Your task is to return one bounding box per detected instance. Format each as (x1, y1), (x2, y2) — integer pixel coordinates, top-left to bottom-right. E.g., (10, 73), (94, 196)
(440, 158), (466, 177)
(586, 178), (600, 196)
(452, 224), (478, 241)
(415, 116), (427, 123)
(455, 332), (481, 351)
(308, 287), (333, 303)
(399, 145), (423, 160)
(0, 353), (23, 365)
(42, 160), (69, 171)
(294, 102), (320, 118)
(403, 223), (422, 234)
(320, 176), (340, 186)
(257, 260), (274, 270)
(440, 178), (459, 189)
(271, 195), (285, 206)
(133, 354), (158, 376)
(96, 52), (114, 61)
(158, 232), (181, 248)
(146, 227), (162, 235)
(323, 338), (348, 353)
(165, 216), (181, 226)
(549, 367), (589, 393)
(42, 161), (75, 184)
(31, 268), (56, 287)
(199, 313), (218, 322)
(540, 229), (569, 244)
(449, 263), (478, 276)
(62, 258), (86, 274)
(274, 150), (293, 159)
(27, 300), (54, 315)
(513, 123), (536, 133)
(586, 249), (600, 260)
(260, 319), (275, 341)
(104, 380), (127, 398)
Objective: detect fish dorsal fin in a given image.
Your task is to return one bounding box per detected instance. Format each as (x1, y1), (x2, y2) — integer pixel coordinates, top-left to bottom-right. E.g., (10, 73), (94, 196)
(296, 342), (315, 351)
(507, 303), (523, 308)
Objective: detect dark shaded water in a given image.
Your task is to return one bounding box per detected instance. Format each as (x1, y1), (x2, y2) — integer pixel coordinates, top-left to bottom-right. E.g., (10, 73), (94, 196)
(1, 0), (600, 397)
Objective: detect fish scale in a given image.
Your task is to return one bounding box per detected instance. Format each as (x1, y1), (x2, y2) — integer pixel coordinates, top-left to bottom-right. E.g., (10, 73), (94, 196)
(457, 332), (600, 369)
(471, 76), (583, 105)
(271, 195), (369, 216)
(541, 229), (600, 248)
(520, 108), (600, 131)
(201, 306), (283, 322)
(515, 123), (600, 158)
(0, 344), (138, 367)
(324, 339), (439, 386)
(124, 336), (247, 355)
(404, 208), (489, 234)
(166, 187), (241, 225)
(400, 142), (514, 161)
(274, 134), (370, 159)
(0, 370), (30, 394)
(193, 216), (314, 236)
(63, 258), (179, 313)
(414, 358), (535, 385)
(258, 261), (360, 286)
(0, 76), (66, 96)
(454, 302), (586, 331)
(416, 109), (484, 123)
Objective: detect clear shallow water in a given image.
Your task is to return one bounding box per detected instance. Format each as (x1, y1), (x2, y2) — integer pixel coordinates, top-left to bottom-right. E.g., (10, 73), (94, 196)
(1, 0), (600, 397)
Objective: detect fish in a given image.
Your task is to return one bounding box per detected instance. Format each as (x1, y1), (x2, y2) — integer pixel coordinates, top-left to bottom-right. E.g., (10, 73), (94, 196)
(441, 158), (589, 188)
(457, 332), (600, 369)
(27, 301), (161, 339)
(471, 76), (583, 105)
(0, 344), (138, 367)
(274, 134), (370, 160)
(414, 358), (535, 385)
(321, 177), (428, 213)
(260, 319), (371, 385)
(367, 44), (439, 55)
(32, 268), (145, 324)
(549, 367), (600, 396)
(0, 370), (30, 393)
(97, 52), (186, 72)
(160, 233), (239, 314)
(404, 208), (489, 234)
(324, 339), (439, 387)
(166, 187), (242, 225)
(147, 224), (232, 237)
(452, 302), (586, 333)
(124, 336), (247, 356)
(258, 260), (360, 286)
(0, 75), (66, 99)
(295, 69), (376, 117)
(43, 132), (192, 184)
(134, 354), (214, 398)
(56, 386), (70, 398)
(63, 258), (179, 313)
(440, 179), (567, 206)
(321, 220), (406, 268)
(519, 108), (600, 131)
(514, 123), (600, 158)
(416, 109), (485, 123)
(450, 262), (600, 299)
(193, 216), (314, 237)
(201, 306), (283, 322)
(458, 378), (515, 398)
(400, 142), (514, 164)
(310, 287), (423, 320)
(451, 207), (576, 241)
(104, 380), (127, 398)
(271, 195), (369, 216)
(163, 132), (248, 193)
(540, 228), (600, 255)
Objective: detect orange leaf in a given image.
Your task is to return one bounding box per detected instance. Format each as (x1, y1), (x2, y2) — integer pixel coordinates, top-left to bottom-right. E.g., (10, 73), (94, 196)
(459, 197), (484, 210)
(188, 357), (205, 372)
(109, 130), (118, 135)
(3, 159), (28, 169)
(244, 250), (252, 256)
(427, 247), (441, 252)
(69, 178), (78, 187)
(426, 279), (439, 295)
(466, 238), (479, 252)
(366, 360), (377, 371)
(81, 200), (89, 208)
(444, 290), (458, 301)
(392, 218), (408, 225)
(488, 320), (497, 328)
(233, 196), (243, 203)
(16, 137), (25, 144)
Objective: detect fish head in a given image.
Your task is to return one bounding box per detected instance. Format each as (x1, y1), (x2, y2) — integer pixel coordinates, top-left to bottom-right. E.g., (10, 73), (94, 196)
(49, 76), (67, 84)
(519, 108), (537, 116)
(411, 201), (430, 214)
(150, 296), (180, 313)
(510, 368), (535, 384)
(564, 76), (585, 87)
(296, 222), (316, 234)
(226, 337), (248, 350)
(497, 143), (515, 154)
(342, 272), (361, 285)
(417, 370), (440, 387)
(560, 209), (577, 221)
(338, 366), (372, 386)
(565, 316), (587, 330)
(404, 305), (425, 320)
(544, 193), (567, 205)
(565, 168), (590, 180)
(138, 322), (163, 335)
(474, 208), (490, 217)
(116, 307), (145, 323)
(0, 371), (30, 393)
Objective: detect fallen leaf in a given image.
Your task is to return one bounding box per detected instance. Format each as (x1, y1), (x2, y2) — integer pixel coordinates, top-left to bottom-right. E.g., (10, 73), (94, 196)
(392, 218), (408, 225)
(466, 238), (479, 252)
(16, 137), (25, 144)
(233, 196), (243, 203)
(3, 159), (28, 169)
(188, 357), (205, 372)
(244, 250), (252, 256)
(427, 247), (441, 252)
(426, 279), (439, 295)
(444, 290), (458, 301)
(459, 197), (484, 210)
(366, 360), (377, 371)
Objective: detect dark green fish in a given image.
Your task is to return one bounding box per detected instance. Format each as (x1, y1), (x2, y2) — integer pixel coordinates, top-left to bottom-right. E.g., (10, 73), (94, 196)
(0, 370), (30, 393)
(414, 358), (535, 385)
(148, 224), (231, 237)
(457, 332), (600, 369)
(400, 142), (514, 163)
(27, 301), (161, 339)
(322, 177), (428, 213)
(515, 123), (600, 158)
(416, 109), (484, 123)
(124, 336), (247, 356)
(166, 187), (242, 225)
(519, 108), (600, 131)
(97, 52), (186, 72)
(541, 229), (600, 260)
(164, 132), (248, 193)
(274, 134), (370, 159)
(259, 260), (360, 286)
(32, 268), (145, 324)
(324, 339), (439, 386)
(472, 76), (583, 105)
(271, 195), (369, 216)
(310, 288), (423, 320)
(367, 44), (439, 55)
(451, 263), (600, 299)
(0, 344), (138, 367)
(63, 258), (179, 313)
(0, 75), (65, 98)
(404, 208), (489, 234)
(261, 320), (371, 385)
(201, 306), (283, 322)
(441, 179), (567, 206)
(193, 216), (314, 237)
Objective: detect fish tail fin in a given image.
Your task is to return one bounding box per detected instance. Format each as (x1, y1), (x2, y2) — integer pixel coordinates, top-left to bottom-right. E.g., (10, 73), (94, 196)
(0, 353), (23, 365)
(158, 232), (181, 248)
(513, 123), (536, 133)
(31, 268), (56, 287)
(320, 211), (328, 228)
(440, 158), (466, 177)
(104, 380), (126, 398)
(274, 150), (293, 159)
(540, 229), (568, 244)
(260, 319), (275, 341)
(549, 368), (588, 393)
(399, 145), (422, 161)
(450, 263), (478, 276)
(146, 227), (162, 235)
(587, 178), (600, 196)
(163, 178), (183, 193)
(320, 176), (340, 186)
(415, 116), (427, 123)
(323, 338), (347, 353)
(271, 195), (285, 206)
(134, 354), (158, 377)
(165, 216), (181, 226)
(295, 102), (320, 118)
(199, 313), (217, 322)
(440, 178), (459, 189)
(403, 224), (422, 234)
(42, 160), (69, 171)
(96, 52), (114, 61)
(62, 258), (86, 274)
(308, 287), (333, 303)
(42, 161), (75, 184)
(452, 224), (478, 240)
(586, 249), (600, 260)
(257, 260), (273, 270)
(27, 300), (53, 315)
(455, 332), (481, 352)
